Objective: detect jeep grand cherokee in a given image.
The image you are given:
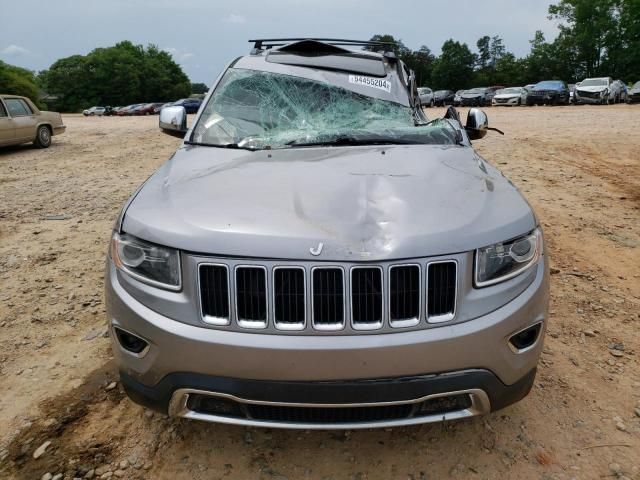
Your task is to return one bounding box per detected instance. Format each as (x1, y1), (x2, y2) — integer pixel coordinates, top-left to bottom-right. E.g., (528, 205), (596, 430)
(105, 38), (549, 429)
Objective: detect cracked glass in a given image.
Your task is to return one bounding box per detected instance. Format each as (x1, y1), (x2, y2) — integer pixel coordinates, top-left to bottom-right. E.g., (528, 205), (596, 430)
(192, 68), (457, 150)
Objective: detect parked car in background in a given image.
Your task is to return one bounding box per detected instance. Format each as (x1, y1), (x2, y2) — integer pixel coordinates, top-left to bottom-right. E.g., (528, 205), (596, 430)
(524, 84), (536, 91)
(171, 98), (202, 114)
(492, 87), (528, 106)
(627, 81), (640, 103)
(526, 81), (570, 106)
(459, 88), (493, 107)
(83, 106), (105, 116)
(107, 38), (548, 430)
(575, 77), (613, 105)
(417, 87), (434, 107)
(0, 94), (65, 148)
(104, 106), (119, 116)
(135, 103), (165, 115)
(453, 90), (465, 106)
(611, 80), (627, 103)
(154, 102), (173, 114)
(433, 90), (455, 106)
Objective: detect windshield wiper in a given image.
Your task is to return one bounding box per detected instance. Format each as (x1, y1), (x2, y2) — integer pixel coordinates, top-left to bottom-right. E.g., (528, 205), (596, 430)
(285, 135), (423, 148)
(184, 140), (261, 151)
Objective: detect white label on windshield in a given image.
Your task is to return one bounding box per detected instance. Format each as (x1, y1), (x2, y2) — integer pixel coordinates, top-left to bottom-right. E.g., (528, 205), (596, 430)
(348, 75), (391, 93)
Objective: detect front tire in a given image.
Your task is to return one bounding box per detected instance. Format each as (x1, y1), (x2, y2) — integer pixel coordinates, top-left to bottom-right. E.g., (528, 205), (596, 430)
(33, 125), (51, 148)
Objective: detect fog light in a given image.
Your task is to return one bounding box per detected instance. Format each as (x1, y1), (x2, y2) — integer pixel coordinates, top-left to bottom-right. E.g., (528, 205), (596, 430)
(114, 327), (149, 355)
(509, 323), (542, 352)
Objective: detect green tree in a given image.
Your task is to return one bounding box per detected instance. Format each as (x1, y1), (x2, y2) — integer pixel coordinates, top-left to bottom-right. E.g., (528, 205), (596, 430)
(476, 36), (491, 70)
(0, 61), (43, 107)
(191, 82), (209, 95)
(406, 46), (436, 86)
(364, 34), (411, 57)
(41, 41), (191, 112)
(431, 40), (476, 90)
(548, 0), (618, 78)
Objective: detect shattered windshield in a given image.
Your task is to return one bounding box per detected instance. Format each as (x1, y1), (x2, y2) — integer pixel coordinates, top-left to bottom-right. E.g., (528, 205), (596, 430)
(191, 68), (458, 150)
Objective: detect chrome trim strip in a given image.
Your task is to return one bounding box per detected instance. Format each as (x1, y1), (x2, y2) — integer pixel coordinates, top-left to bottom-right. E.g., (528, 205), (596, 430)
(350, 265), (384, 330)
(272, 266), (306, 331)
(168, 387), (491, 430)
(310, 266), (346, 331)
(426, 260), (458, 324)
(388, 264), (421, 328)
(507, 320), (544, 354)
(234, 265), (268, 329)
(197, 263), (231, 326)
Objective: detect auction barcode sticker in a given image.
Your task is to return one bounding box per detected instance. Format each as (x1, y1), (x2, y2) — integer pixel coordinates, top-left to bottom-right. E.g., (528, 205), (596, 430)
(348, 75), (392, 93)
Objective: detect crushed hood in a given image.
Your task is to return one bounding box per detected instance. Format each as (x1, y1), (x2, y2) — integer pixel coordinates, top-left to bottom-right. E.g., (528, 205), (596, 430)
(577, 85), (608, 93)
(123, 144), (536, 261)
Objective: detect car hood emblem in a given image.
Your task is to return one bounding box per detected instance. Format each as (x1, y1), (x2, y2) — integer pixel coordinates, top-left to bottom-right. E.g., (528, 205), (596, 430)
(309, 242), (324, 256)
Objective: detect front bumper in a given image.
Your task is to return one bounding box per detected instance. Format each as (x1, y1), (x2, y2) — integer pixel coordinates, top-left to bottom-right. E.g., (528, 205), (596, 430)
(460, 98), (484, 106)
(576, 95), (605, 104)
(106, 256), (548, 427)
(53, 125), (66, 135)
(493, 97), (520, 106)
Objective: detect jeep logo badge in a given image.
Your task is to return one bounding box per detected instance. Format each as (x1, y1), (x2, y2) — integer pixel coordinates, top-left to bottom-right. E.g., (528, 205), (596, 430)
(309, 242), (324, 256)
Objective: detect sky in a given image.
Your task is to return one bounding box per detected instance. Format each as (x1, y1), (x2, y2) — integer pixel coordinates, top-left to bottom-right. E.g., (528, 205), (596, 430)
(0, 0), (560, 84)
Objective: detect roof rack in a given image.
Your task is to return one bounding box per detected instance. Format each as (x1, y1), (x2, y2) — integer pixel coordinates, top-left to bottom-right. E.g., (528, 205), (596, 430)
(249, 38), (396, 51)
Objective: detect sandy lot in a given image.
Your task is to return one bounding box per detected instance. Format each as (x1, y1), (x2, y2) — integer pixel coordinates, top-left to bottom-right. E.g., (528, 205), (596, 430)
(0, 106), (639, 480)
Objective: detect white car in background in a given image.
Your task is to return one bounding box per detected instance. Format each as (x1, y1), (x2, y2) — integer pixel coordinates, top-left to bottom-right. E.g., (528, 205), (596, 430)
(492, 87), (528, 106)
(418, 87), (434, 107)
(575, 77), (613, 104)
(83, 106), (106, 116)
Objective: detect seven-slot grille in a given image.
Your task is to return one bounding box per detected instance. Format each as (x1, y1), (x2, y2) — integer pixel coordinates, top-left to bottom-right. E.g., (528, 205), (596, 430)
(199, 261), (457, 332)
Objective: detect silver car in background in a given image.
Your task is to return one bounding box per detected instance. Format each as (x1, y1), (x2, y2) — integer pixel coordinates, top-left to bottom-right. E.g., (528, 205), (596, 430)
(106, 38), (549, 430)
(418, 87), (434, 107)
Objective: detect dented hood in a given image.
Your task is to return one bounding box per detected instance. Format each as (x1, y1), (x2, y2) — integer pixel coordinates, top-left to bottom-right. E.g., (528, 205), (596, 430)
(123, 144), (536, 261)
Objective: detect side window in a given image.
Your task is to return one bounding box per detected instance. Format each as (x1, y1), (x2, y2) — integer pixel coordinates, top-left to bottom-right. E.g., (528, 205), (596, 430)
(0, 101), (7, 117)
(5, 99), (32, 117)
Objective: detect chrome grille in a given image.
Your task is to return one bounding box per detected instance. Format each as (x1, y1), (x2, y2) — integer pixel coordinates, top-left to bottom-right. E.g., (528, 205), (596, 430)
(312, 267), (345, 330)
(351, 267), (383, 329)
(198, 259), (458, 333)
(273, 267), (305, 330)
(235, 266), (267, 328)
(199, 264), (230, 325)
(427, 262), (457, 323)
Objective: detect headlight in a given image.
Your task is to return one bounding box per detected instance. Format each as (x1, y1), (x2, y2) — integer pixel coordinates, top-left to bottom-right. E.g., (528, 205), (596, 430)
(475, 228), (542, 287)
(110, 232), (181, 290)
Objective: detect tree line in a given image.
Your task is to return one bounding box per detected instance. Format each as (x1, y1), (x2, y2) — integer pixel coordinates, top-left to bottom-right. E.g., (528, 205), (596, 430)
(1, 0), (637, 110)
(367, 0), (639, 91)
(0, 41), (196, 112)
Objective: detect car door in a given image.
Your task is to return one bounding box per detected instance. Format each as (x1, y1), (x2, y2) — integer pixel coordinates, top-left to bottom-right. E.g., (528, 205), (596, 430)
(4, 98), (38, 141)
(0, 99), (15, 146)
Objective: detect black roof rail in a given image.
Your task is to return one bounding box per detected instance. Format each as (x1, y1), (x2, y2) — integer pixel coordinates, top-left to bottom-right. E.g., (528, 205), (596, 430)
(249, 38), (396, 51)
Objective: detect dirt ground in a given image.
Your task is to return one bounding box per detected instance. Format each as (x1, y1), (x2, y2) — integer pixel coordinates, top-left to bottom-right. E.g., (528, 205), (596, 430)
(0, 105), (639, 480)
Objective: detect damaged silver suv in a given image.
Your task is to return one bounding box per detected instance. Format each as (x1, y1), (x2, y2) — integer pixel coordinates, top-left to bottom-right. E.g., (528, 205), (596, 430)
(105, 38), (549, 429)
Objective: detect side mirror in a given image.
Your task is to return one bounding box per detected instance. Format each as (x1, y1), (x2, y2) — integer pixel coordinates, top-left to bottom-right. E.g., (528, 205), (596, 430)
(465, 108), (488, 140)
(159, 106), (187, 138)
